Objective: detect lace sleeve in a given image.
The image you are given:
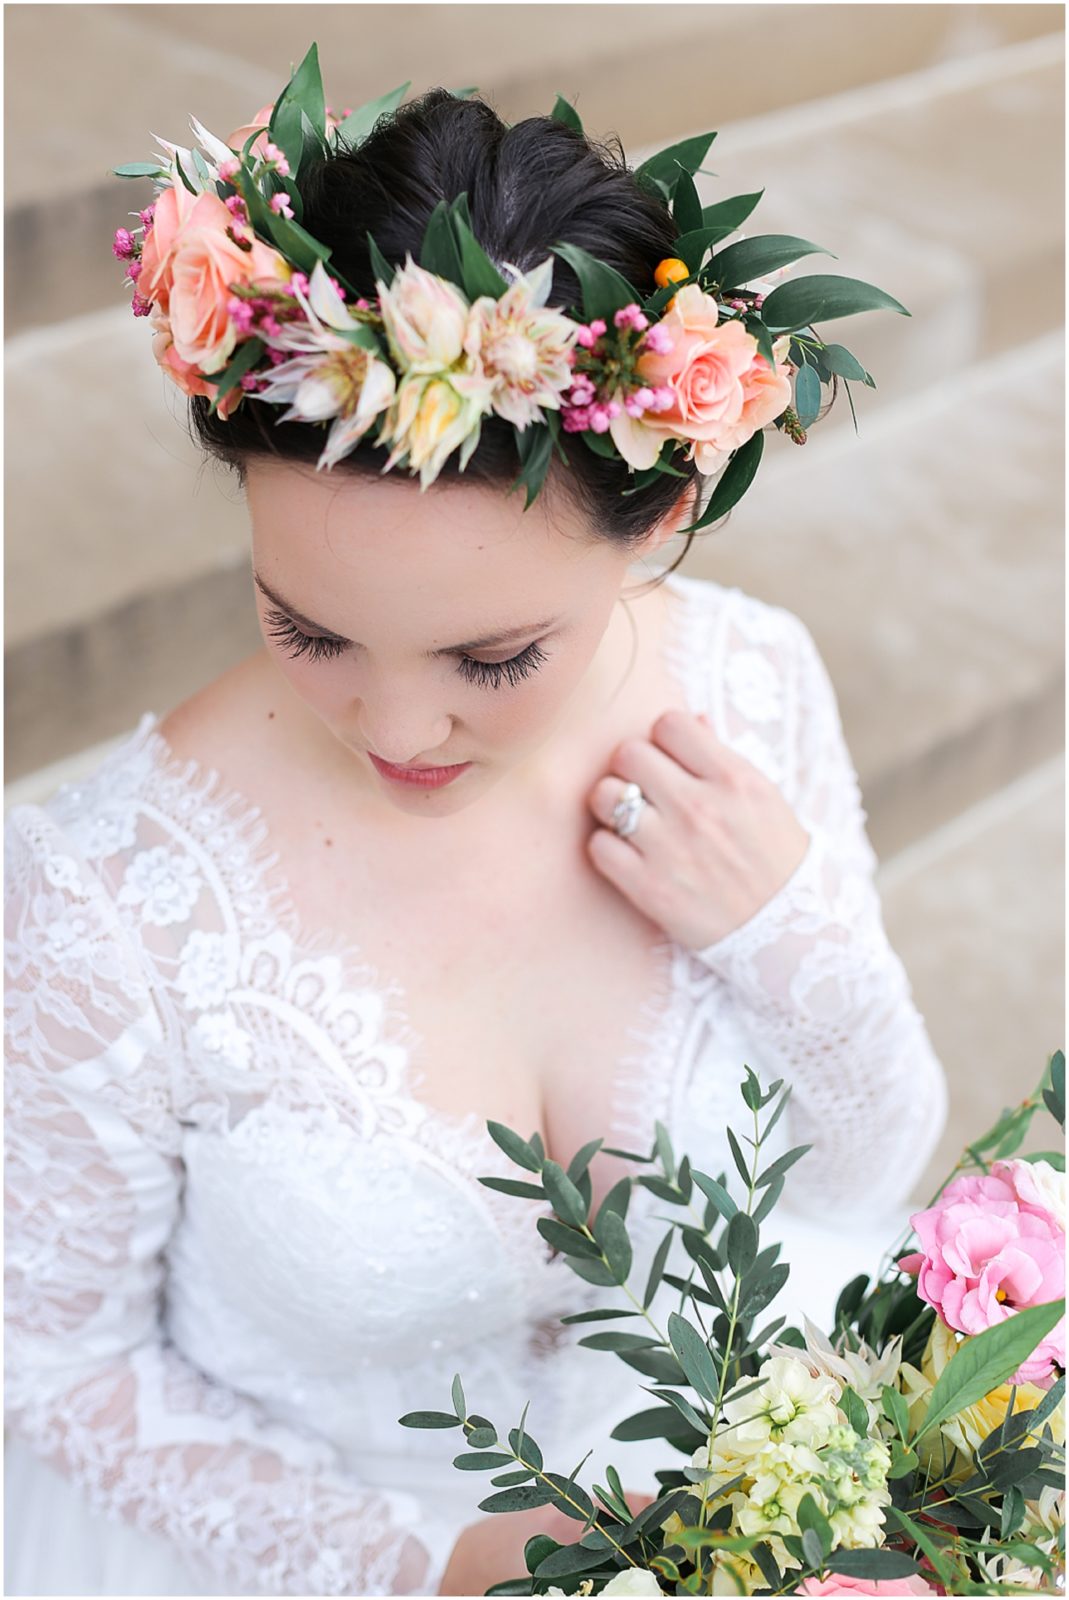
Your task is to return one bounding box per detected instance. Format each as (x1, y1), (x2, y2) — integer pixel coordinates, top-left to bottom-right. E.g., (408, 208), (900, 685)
(4, 806), (458, 1597)
(691, 611), (949, 1221)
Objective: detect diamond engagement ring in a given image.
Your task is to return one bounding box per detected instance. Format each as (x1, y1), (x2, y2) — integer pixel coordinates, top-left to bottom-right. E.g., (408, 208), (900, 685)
(610, 781), (648, 840)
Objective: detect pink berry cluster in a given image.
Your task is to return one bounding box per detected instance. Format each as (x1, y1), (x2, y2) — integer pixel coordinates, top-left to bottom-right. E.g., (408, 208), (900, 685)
(113, 205), (156, 315)
(561, 301), (676, 434)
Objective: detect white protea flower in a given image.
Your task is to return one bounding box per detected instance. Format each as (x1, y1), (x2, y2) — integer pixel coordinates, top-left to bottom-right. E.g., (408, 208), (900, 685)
(376, 255), (473, 374)
(255, 260), (397, 471)
(464, 255), (579, 428)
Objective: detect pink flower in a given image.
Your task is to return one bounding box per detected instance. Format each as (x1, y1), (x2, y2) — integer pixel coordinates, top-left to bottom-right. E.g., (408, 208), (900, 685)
(225, 101), (275, 161)
(608, 282), (791, 475)
(906, 1159), (1065, 1387)
(217, 157), (241, 182)
(148, 305), (244, 418)
(112, 228), (136, 260)
(798, 1577), (937, 1597)
(269, 192), (294, 219)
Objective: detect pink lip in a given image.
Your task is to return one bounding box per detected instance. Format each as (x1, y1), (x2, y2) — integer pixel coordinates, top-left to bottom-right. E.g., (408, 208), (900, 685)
(368, 751), (472, 789)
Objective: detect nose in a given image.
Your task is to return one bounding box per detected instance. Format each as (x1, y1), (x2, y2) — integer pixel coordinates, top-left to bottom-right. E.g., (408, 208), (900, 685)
(355, 701), (454, 768)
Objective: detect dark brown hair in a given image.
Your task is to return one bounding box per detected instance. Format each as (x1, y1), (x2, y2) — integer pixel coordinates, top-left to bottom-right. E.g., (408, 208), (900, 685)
(190, 87), (707, 584)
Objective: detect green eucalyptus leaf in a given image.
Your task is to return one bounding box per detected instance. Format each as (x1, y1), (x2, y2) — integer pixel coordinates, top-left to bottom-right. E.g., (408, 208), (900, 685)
(711, 234), (835, 292)
(567, 1256), (619, 1287)
(598, 1207), (633, 1282)
(818, 342), (874, 386)
(916, 1300), (1066, 1441)
(453, 207), (509, 301)
(509, 1426), (543, 1470)
(550, 240), (640, 321)
(678, 429), (765, 535)
(794, 364), (822, 430)
(567, 1138), (604, 1183)
(451, 1373), (466, 1418)
(595, 1177), (632, 1228)
(544, 1473), (594, 1520)
(644, 1227), (675, 1309)
(366, 231), (396, 292)
(332, 82), (411, 149)
(610, 1404), (694, 1443)
(840, 1386), (869, 1437)
(487, 1121), (543, 1173)
(634, 132), (717, 191)
(420, 198), (465, 286)
(533, 1543), (608, 1580)
(478, 1175), (546, 1200)
(671, 164), (704, 237)
(398, 1409), (463, 1428)
(726, 1212), (758, 1276)
(691, 1170), (738, 1220)
(755, 1144), (814, 1189)
(537, 1216), (600, 1258)
(827, 1549), (922, 1579)
(454, 1450), (514, 1471)
(578, 1331), (661, 1353)
(560, 1307), (640, 1325)
(467, 1426), (498, 1449)
(550, 94), (584, 134)
(525, 1534), (560, 1575)
(760, 272), (910, 333)
(113, 161), (167, 178)
(479, 1484), (555, 1513)
(667, 1312), (719, 1403)
(542, 1159), (589, 1227)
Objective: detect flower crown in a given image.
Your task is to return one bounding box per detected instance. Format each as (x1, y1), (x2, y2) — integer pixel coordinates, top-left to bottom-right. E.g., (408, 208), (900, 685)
(112, 43), (909, 536)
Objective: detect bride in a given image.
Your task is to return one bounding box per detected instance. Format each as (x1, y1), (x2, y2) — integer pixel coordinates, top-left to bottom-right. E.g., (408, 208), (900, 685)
(4, 81), (948, 1597)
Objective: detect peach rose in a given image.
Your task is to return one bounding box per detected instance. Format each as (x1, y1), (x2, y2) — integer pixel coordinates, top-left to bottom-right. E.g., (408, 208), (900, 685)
(225, 101), (275, 160)
(165, 193), (291, 371)
(149, 306), (244, 419)
(137, 180), (201, 316)
(610, 283), (792, 475)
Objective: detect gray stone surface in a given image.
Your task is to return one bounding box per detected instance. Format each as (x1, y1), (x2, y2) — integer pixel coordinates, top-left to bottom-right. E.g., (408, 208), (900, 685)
(4, 5), (1062, 331)
(878, 756), (1065, 1202)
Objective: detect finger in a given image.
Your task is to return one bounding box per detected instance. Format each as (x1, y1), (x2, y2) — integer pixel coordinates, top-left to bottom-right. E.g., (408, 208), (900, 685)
(586, 823), (655, 906)
(648, 707), (734, 782)
(611, 731), (703, 815)
(587, 776), (664, 851)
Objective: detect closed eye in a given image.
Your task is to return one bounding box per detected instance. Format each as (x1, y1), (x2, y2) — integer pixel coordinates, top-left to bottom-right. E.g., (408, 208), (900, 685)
(262, 607), (549, 689)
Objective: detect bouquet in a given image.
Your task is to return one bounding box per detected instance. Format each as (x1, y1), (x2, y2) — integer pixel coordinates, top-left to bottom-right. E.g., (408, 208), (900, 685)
(402, 1054), (1065, 1595)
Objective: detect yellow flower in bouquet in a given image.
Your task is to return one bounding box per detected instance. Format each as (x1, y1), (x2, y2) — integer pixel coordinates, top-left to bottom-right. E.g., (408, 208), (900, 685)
(898, 1316), (1064, 1481)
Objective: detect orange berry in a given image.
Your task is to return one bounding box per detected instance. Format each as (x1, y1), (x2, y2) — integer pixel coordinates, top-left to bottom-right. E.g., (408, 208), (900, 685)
(654, 257), (690, 289)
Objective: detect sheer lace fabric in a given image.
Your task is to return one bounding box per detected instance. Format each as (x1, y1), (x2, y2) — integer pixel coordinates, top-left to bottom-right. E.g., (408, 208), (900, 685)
(4, 572), (948, 1595)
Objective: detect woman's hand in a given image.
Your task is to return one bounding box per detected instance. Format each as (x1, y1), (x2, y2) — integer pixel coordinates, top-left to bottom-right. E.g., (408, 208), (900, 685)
(438, 1492), (657, 1595)
(585, 710), (810, 952)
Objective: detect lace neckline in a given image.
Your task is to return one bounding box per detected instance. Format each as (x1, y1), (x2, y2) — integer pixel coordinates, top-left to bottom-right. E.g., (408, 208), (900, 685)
(111, 569), (718, 1183)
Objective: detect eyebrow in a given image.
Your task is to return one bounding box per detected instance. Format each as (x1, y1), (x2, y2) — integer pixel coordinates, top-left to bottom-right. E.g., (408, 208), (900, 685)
(253, 572), (559, 653)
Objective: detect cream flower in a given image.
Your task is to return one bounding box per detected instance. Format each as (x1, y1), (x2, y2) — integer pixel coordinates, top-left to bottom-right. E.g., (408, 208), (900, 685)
(377, 370), (495, 489)
(256, 260), (397, 470)
(464, 256), (578, 427)
(768, 1316), (904, 1429)
(376, 255), (473, 374)
(719, 1353), (843, 1454)
(545, 1571), (662, 1597)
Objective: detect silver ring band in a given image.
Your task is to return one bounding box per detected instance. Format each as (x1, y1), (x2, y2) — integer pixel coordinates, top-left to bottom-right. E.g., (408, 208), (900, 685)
(610, 781), (647, 840)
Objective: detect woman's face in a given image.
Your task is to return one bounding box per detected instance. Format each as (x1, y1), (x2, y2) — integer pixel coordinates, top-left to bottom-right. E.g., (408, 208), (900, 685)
(245, 458), (681, 819)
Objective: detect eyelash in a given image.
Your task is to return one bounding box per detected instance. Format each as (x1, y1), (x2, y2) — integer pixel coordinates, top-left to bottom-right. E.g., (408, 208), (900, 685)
(262, 607), (549, 690)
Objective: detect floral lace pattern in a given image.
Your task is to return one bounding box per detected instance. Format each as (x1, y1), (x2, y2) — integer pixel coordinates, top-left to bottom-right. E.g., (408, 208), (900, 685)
(4, 572), (948, 1595)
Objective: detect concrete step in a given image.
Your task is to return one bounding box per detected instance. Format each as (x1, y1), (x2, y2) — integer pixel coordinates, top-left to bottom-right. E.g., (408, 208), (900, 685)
(683, 330), (1064, 859)
(4, 5), (1061, 333)
(879, 754), (1065, 1202)
(689, 29), (1064, 415)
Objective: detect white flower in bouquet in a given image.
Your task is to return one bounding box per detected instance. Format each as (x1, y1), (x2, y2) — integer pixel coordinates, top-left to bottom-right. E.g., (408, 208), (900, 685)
(719, 1354), (842, 1454)
(545, 1566), (664, 1596)
(767, 1316), (904, 1427)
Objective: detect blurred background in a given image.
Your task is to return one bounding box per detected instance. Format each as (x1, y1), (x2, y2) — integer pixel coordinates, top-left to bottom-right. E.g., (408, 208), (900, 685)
(4, 3), (1065, 1198)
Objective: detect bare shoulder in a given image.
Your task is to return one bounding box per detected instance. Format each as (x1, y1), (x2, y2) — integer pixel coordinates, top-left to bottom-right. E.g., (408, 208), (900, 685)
(157, 650), (280, 781)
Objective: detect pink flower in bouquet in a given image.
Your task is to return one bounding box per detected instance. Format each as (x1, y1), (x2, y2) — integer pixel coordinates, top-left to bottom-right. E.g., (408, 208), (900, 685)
(608, 282), (792, 475)
(798, 1576), (937, 1596)
(901, 1159), (1065, 1387)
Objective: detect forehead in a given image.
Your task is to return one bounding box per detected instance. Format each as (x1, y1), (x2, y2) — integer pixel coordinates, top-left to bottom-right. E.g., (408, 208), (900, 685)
(244, 457), (608, 614)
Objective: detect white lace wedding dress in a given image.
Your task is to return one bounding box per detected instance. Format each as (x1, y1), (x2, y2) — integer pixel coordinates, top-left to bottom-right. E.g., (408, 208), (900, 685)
(4, 571), (948, 1597)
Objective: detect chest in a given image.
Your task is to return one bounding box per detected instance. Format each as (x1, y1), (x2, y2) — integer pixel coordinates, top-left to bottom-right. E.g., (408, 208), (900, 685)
(273, 798), (680, 1216)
